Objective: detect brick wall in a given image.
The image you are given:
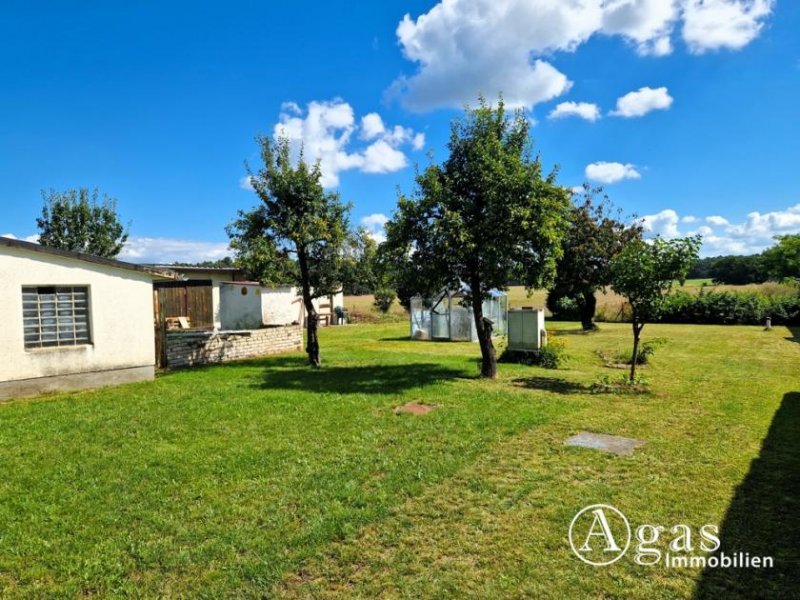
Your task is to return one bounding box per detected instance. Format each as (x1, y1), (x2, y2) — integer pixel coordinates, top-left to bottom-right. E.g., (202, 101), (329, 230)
(166, 325), (302, 368)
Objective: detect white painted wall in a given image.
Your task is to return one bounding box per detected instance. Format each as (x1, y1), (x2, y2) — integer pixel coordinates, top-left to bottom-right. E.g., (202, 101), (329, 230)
(219, 283), (345, 328)
(0, 245), (156, 382)
(219, 282), (264, 330)
(261, 285), (303, 325)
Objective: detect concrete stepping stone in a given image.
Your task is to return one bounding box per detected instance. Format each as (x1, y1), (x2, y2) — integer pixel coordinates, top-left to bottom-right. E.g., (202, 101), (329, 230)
(564, 431), (645, 455)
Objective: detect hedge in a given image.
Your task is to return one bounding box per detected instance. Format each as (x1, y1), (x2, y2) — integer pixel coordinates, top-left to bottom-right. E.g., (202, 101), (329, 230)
(656, 290), (800, 325)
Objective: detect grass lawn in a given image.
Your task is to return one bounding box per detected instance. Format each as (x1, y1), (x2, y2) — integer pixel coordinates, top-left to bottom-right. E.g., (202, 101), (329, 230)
(0, 322), (798, 598)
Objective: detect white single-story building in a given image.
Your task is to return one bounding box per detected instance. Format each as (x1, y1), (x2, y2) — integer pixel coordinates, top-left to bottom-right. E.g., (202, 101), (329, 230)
(152, 265), (344, 330)
(0, 237), (174, 400)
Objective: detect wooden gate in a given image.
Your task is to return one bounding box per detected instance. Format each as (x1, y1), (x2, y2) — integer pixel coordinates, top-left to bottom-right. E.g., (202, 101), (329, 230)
(153, 289), (168, 368)
(153, 280), (214, 368)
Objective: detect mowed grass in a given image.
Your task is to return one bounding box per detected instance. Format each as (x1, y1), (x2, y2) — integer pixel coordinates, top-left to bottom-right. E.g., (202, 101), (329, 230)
(0, 323), (798, 598)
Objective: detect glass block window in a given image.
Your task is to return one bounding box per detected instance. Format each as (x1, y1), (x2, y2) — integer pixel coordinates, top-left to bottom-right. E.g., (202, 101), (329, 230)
(22, 286), (91, 349)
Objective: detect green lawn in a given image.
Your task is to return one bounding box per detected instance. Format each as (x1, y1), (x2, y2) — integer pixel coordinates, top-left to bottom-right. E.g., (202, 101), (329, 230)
(0, 323), (798, 598)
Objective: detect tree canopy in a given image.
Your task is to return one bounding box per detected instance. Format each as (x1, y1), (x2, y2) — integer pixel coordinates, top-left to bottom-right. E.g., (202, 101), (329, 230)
(383, 98), (571, 377)
(341, 227), (380, 296)
(227, 137), (351, 367)
(547, 187), (642, 329)
(36, 188), (129, 258)
(611, 236), (700, 381)
(761, 234), (800, 281)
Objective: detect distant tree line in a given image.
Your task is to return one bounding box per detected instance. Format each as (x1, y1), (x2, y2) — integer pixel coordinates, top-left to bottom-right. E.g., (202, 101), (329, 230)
(169, 257), (237, 268)
(688, 237), (799, 284)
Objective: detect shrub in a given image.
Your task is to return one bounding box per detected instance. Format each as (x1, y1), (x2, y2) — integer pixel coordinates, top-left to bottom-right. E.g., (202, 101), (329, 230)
(537, 338), (568, 368)
(373, 289), (396, 314)
(658, 290), (800, 325)
(618, 337), (667, 365)
(546, 289), (582, 320)
(499, 336), (568, 369)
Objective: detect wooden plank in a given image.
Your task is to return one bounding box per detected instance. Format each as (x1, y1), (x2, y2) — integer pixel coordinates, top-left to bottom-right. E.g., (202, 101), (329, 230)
(186, 286), (213, 329)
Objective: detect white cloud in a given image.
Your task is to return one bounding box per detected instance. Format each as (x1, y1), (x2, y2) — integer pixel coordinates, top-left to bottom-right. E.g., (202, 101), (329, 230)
(1, 233), (39, 243)
(681, 215), (698, 223)
(360, 213), (390, 243)
(601, 0), (679, 56)
(682, 0), (774, 54)
(640, 203), (800, 256)
(360, 113), (385, 139)
(695, 225), (714, 236)
(610, 86), (673, 117)
(585, 161), (641, 184)
(362, 140), (408, 173)
(273, 99), (424, 187)
(548, 101), (601, 122)
(725, 204), (800, 239)
(641, 209), (681, 239)
(119, 237), (231, 264)
(2, 232), (231, 264)
(239, 175), (254, 191)
(391, 0), (772, 112)
(412, 132), (425, 151)
(392, 0), (601, 111)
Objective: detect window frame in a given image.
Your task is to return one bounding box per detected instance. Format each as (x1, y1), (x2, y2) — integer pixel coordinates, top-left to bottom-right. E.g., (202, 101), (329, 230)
(21, 285), (92, 350)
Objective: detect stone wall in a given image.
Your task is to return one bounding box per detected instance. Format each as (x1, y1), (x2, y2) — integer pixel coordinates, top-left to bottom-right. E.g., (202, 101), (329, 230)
(166, 325), (302, 368)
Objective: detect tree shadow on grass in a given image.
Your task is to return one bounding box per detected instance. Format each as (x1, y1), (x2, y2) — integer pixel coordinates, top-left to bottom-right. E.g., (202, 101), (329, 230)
(256, 361), (468, 395)
(511, 376), (593, 395)
(550, 328), (596, 336)
(694, 392), (800, 599)
(785, 326), (800, 345)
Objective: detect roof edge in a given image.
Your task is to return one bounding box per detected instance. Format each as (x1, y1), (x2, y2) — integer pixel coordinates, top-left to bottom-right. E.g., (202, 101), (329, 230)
(0, 236), (177, 280)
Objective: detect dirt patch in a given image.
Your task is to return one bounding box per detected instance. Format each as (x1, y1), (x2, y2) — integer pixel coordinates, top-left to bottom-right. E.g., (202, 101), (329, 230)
(394, 402), (439, 416)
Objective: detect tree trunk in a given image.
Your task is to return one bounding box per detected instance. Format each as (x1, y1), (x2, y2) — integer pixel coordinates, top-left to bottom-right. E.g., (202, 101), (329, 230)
(629, 315), (643, 382)
(581, 290), (598, 331)
(471, 279), (497, 379)
(298, 249), (321, 368)
(304, 294), (320, 368)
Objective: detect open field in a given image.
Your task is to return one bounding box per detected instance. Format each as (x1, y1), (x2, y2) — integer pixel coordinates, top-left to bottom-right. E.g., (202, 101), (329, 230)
(0, 322), (798, 597)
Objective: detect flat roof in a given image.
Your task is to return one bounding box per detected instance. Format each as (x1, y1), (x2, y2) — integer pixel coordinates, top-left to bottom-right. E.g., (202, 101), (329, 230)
(0, 236), (177, 280)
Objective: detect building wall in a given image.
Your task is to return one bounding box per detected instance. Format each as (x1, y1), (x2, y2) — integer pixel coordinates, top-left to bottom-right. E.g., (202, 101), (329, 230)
(219, 282), (264, 330)
(221, 283), (345, 328)
(0, 245), (156, 397)
(165, 325), (302, 368)
(262, 285), (302, 325)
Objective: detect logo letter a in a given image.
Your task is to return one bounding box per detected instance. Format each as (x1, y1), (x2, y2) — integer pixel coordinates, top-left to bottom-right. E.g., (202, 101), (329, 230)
(579, 508), (621, 553)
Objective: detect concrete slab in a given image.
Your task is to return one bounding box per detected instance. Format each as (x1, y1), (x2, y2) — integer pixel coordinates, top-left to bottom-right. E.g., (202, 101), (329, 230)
(564, 431), (645, 456)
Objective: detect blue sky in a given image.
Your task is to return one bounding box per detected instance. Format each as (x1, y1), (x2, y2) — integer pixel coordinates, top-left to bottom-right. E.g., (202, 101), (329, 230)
(1, 0), (799, 261)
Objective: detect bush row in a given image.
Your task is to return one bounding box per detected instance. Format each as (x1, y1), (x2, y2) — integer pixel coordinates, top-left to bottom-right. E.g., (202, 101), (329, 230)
(656, 290), (800, 325)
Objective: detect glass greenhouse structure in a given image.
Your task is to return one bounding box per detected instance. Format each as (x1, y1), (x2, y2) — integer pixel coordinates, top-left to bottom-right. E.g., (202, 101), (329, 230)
(410, 287), (508, 342)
